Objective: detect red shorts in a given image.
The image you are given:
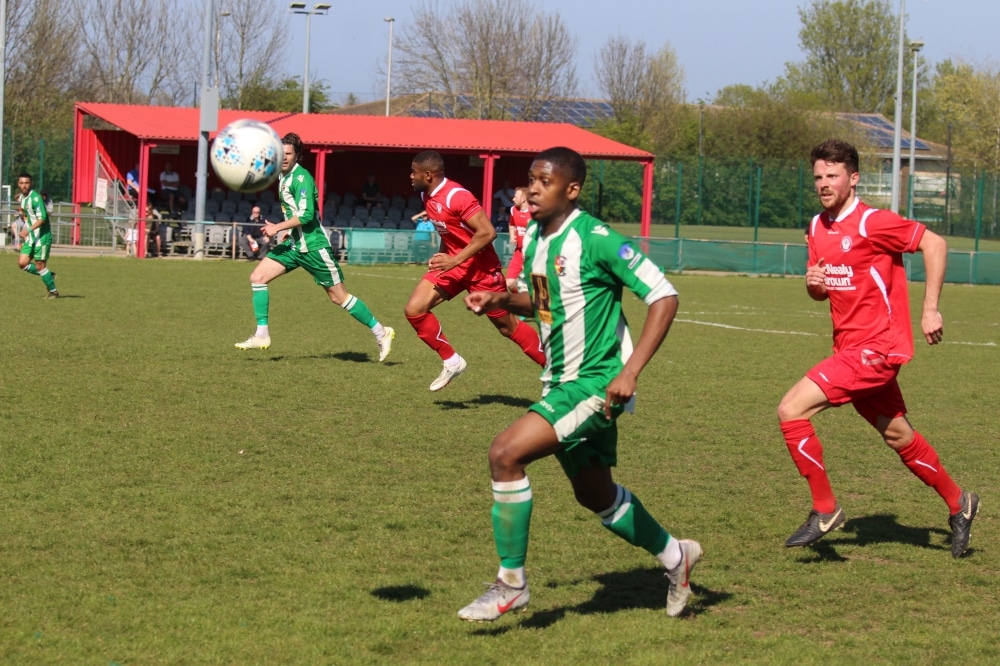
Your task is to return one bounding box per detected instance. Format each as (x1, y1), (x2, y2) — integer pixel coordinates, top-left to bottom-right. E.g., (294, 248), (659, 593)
(423, 252), (509, 319)
(806, 348), (908, 426)
(506, 248), (524, 280)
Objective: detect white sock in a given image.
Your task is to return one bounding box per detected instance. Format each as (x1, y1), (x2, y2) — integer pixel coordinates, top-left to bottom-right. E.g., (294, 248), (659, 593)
(497, 566), (526, 589)
(656, 536), (682, 571)
(372, 322), (385, 339)
(255, 325), (269, 338)
(444, 353), (463, 367)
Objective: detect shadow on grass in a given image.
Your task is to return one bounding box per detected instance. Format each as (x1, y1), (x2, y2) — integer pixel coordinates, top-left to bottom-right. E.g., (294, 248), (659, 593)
(471, 568), (730, 635)
(794, 513), (950, 563)
(370, 585), (431, 602)
(435, 394), (535, 410)
(47, 294), (85, 299)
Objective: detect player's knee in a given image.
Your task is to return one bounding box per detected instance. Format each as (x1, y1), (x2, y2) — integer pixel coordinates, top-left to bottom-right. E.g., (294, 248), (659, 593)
(776, 399), (797, 422)
(487, 435), (520, 477)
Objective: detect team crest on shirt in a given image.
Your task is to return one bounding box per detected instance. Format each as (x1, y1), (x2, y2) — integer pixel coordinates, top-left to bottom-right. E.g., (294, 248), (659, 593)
(618, 244), (635, 260)
(554, 255), (567, 276)
(435, 202), (443, 213)
(841, 236), (852, 252)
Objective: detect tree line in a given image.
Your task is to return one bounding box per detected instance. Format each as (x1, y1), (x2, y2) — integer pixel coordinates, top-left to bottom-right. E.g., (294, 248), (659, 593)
(5, 0), (999, 199)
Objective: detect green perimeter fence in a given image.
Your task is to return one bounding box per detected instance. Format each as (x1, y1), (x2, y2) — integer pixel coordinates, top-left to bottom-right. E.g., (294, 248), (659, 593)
(2, 211), (997, 285)
(580, 157), (1000, 247)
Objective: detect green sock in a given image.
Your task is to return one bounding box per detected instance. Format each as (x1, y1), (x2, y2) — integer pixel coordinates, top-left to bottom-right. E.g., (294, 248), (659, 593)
(40, 269), (56, 291)
(251, 283), (269, 325)
(599, 485), (669, 557)
(23, 264), (38, 276)
(341, 294), (377, 329)
(491, 478), (533, 569)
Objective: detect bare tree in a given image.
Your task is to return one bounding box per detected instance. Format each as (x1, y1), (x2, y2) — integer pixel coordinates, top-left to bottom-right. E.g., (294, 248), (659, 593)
(594, 35), (685, 153)
(393, 0), (577, 120)
(3, 0), (81, 131)
(74, 0), (196, 105)
(216, 0), (289, 110)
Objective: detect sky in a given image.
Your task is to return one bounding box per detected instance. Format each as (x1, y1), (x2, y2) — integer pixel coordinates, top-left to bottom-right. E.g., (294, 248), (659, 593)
(276, 0), (1000, 106)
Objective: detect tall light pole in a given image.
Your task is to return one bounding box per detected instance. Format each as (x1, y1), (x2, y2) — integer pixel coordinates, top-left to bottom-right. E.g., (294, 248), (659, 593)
(214, 10), (231, 88)
(290, 2), (330, 114)
(1, 0), (6, 196)
(384, 17), (395, 117)
(907, 40), (924, 218)
(890, 0), (906, 213)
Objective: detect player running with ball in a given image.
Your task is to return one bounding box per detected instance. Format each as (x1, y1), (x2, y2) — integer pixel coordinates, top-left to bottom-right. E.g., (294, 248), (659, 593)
(234, 132), (394, 361)
(460, 147), (701, 622)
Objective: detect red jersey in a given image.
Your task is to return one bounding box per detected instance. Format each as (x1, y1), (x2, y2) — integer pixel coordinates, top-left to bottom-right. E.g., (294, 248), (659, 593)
(807, 198), (926, 364)
(509, 205), (531, 251)
(422, 178), (500, 265)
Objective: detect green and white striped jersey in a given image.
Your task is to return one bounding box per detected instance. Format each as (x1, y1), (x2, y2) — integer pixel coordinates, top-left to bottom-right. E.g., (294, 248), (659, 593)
(278, 163), (329, 252)
(20, 189), (51, 244)
(523, 209), (677, 390)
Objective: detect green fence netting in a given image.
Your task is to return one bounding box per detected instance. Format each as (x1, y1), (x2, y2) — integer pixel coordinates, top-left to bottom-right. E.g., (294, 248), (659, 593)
(343, 230), (1000, 286)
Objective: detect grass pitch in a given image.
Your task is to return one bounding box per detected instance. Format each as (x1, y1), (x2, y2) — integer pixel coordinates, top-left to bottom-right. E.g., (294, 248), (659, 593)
(0, 257), (997, 664)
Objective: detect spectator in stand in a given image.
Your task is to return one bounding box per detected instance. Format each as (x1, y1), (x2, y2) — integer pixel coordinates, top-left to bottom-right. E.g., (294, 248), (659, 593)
(360, 173), (383, 212)
(240, 205), (271, 261)
(159, 162), (183, 218)
(126, 163), (154, 201)
(145, 201), (163, 257)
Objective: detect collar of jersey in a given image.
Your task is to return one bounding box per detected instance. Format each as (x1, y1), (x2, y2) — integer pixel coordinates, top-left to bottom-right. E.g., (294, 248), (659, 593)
(830, 197), (860, 223)
(429, 178), (449, 198)
(540, 208), (582, 240)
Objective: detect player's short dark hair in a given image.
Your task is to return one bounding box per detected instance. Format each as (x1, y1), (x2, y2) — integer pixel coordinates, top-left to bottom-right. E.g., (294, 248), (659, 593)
(534, 147), (587, 188)
(810, 139), (860, 175)
(18, 172), (32, 181)
(413, 150), (445, 174)
(282, 132), (303, 158)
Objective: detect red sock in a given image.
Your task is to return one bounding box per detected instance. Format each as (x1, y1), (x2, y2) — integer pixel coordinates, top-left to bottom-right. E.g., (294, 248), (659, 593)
(508, 320), (546, 366)
(406, 312), (456, 361)
(897, 432), (963, 513)
(781, 419), (837, 513)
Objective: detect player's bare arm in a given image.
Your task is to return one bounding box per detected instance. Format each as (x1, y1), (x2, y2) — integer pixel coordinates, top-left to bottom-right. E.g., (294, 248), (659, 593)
(604, 295), (678, 419)
(428, 210), (496, 272)
(805, 257), (829, 301)
(918, 229), (947, 345)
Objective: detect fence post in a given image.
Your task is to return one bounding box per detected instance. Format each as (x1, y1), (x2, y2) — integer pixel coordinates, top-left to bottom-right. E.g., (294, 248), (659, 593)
(38, 139), (45, 192)
(975, 170), (983, 253)
(798, 160), (805, 228)
(696, 154), (703, 226)
(674, 162), (682, 239)
(747, 158), (754, 226)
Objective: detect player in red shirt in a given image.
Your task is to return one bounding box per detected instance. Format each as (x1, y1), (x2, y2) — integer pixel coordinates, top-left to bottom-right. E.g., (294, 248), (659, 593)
(505, 187), (531, 292)
(405, 151), (545, 391)
(777, 139), (979, 557)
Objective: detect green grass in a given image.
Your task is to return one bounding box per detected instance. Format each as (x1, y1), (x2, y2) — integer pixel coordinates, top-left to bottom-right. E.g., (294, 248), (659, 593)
(1, 258), (997, 664)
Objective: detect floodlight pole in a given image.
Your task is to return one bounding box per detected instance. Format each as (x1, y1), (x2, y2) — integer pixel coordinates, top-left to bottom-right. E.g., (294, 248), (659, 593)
(195, 0), (220, 260)
(384, 17), (395, 116)
(907, 41), (923, 218)
(890, 0), (906, 213)
(290, 3), (330, 114)
(0, 0), (5, 197)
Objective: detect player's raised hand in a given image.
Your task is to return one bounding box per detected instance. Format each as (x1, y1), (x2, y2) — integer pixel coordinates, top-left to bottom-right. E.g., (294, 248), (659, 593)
(806, 257), (826, 287)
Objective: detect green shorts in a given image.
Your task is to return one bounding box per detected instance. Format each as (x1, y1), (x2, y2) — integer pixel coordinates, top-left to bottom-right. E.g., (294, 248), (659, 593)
(529, 379), (625, 479)
(21, 240), (51, 261)
(267, 243), (343, 288)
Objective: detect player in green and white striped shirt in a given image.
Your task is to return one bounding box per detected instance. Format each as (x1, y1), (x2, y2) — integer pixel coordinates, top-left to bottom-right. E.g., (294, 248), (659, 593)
(16, 173), (59, 298)
(461, 147), (701, 621)
(234, 132), (394, 360)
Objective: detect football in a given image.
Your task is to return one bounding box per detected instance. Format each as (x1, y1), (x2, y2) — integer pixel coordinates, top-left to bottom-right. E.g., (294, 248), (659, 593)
(210, 119), (283, 193)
